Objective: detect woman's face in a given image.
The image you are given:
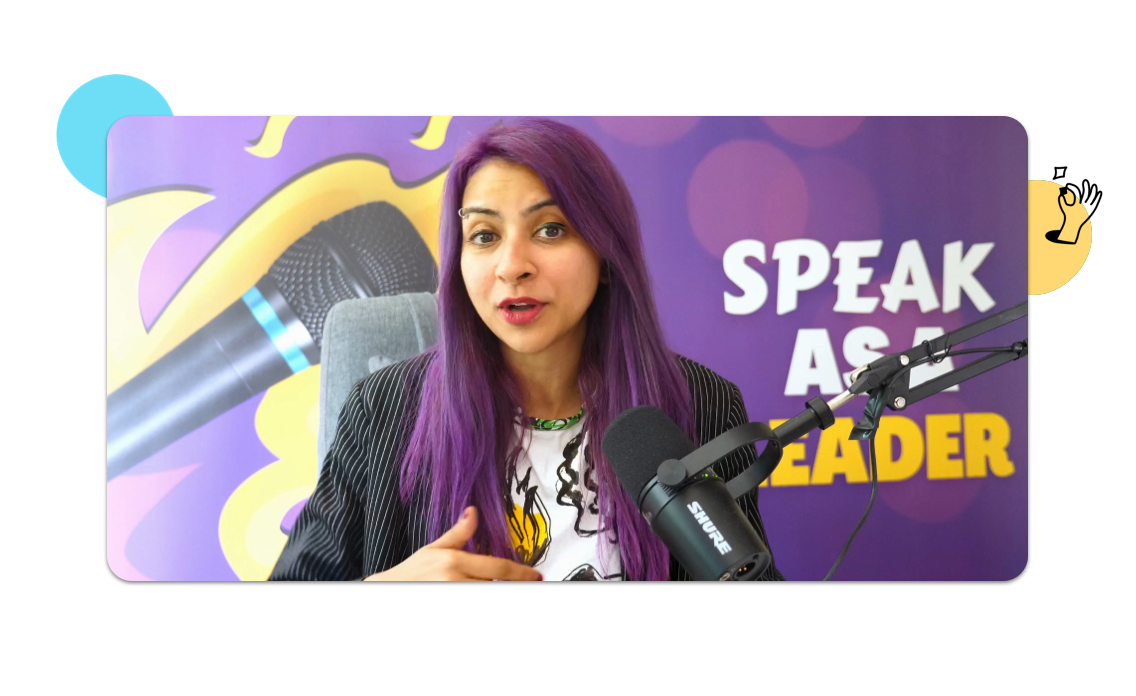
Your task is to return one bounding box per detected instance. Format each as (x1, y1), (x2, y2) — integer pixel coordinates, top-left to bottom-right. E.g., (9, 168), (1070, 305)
(460, 159), (602, 358)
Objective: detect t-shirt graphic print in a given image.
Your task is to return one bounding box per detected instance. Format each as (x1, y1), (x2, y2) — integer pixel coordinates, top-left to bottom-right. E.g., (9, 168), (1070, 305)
(505, 416), (622, 581)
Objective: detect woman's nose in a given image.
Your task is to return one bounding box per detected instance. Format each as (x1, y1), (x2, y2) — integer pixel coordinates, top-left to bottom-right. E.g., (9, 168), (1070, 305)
(497, 240), (531, 270)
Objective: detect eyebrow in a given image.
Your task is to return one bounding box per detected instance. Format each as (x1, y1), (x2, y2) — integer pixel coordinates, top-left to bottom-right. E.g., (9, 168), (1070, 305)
(463, 199), (558, 219)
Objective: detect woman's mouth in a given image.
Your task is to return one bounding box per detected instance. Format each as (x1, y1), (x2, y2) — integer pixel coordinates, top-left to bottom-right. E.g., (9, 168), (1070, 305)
(499, 299), (546, 325)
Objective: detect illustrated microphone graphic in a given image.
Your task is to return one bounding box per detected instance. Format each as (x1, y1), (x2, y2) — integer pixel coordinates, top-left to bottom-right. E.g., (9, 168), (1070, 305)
(603, 405), (774, 581)
(107, 201), (437, 479)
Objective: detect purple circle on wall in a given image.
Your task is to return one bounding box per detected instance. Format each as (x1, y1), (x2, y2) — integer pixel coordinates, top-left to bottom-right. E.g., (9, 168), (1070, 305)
(763, 117), (865, 148)
(592, 116), (701, 147)
(687, 139), (808, 258)
(797, 155), (881, 239)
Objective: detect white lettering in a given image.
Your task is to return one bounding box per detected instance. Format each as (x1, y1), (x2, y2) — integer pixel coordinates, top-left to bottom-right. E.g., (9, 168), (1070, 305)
(785, 328), (844, 396)
(842, 326), (890, 388)
(881, 240), (940, 313)
(784, 325), (972, 397)
(723, 240), (769, 316)
(721, 239), (1001, 318)
(943, 241), (995, 312)
(687, 501), (733, 556)
(773, 240), (831, 315)
(832, 240), (883, 313)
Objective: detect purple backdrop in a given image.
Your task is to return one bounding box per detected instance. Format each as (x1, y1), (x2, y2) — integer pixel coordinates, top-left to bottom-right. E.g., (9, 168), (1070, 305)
(107, 116), (1027, 580)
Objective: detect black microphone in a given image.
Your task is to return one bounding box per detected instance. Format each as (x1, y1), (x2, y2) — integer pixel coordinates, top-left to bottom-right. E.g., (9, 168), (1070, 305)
(107, 201), (437, 479)
(602, 304), (1030, 581)
(602, 406), (773, 581)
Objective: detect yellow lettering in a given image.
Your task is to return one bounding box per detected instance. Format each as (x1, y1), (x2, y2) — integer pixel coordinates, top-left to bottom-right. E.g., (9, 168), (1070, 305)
(874, 416), (924, 481)
(964, 412), (1015, 478)
(811, 418), (867, 485)
(768, 419), (810, 487)
(757, 412), (1011, 487)
(926, 414), (964, 479)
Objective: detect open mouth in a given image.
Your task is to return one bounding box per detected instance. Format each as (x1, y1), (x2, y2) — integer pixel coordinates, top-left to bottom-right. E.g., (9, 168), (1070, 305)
(499, 300), (545, 325)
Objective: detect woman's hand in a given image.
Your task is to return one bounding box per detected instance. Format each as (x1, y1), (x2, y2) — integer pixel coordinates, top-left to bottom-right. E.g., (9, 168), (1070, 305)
(364, 507), (542, 581)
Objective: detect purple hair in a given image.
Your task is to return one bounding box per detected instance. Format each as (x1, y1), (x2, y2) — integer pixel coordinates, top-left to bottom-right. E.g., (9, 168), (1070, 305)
(399, 119), (696, 580)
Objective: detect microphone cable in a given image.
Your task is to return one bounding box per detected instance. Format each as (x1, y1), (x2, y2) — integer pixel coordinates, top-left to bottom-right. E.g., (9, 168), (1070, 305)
(822, 343), (1025, 581)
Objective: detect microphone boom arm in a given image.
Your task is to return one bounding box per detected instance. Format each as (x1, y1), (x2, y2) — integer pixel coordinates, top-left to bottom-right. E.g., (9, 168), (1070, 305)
(657, 301), (1029, 500)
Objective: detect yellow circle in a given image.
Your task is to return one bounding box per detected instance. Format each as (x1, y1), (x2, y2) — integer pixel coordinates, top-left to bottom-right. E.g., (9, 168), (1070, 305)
(1029, 180), (1093, 294)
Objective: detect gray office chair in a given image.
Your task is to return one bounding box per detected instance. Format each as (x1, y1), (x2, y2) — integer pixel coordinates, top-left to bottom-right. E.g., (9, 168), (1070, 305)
(317, 292), (439, 468)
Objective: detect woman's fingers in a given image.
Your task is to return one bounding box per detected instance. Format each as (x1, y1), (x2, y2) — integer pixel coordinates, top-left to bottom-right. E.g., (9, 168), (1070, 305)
(467, 557), (542, 581)
(439, 507), (477, 548)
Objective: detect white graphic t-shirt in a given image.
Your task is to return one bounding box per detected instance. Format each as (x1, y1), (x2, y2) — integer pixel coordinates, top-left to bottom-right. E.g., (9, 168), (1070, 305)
(506, 415), (623, 581)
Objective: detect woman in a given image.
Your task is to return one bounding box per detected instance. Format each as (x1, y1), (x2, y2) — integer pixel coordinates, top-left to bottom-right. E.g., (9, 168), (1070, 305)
(270, 119), (783, 581)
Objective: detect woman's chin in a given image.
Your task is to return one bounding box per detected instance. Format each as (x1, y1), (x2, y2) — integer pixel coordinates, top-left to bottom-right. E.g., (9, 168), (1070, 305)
(499, 334), (552, 356)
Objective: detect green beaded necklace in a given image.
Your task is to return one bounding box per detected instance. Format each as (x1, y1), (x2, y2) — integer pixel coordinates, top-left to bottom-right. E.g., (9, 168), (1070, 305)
(528, 405), (585, 431)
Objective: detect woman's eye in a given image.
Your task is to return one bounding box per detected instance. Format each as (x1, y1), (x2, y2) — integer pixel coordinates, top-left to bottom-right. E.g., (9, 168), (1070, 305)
(468, 230), (497, 245)
(465, 223), (563, 245)
(536, 227), (563, 242)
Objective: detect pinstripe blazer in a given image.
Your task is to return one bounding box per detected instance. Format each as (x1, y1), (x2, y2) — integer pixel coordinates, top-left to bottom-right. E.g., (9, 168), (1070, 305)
(269, 350), (785, 581)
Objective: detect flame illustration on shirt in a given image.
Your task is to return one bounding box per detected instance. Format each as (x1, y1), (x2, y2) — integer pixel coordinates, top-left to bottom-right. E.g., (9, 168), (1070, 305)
(506, 466), (551, 567)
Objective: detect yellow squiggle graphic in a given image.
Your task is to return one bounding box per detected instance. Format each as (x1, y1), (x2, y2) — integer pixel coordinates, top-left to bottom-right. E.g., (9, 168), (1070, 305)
(106, 189), (215, 391)
(245, 116), (296, 158)
(106, 159), (445, 394)
(410, 116), (453, 150)
(113, 146), (452, 578)
(219, 366), (321, 580)
(207, 161), (443, 574)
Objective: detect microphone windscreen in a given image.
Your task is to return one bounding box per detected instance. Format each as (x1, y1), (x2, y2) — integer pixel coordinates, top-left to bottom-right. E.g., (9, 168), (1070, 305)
(602, 405), (696, 500)
(267, 201), (437, 346)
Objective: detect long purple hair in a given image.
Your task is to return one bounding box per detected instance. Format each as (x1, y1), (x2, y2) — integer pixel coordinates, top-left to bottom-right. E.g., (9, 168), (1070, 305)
(399, 118), (696, 580)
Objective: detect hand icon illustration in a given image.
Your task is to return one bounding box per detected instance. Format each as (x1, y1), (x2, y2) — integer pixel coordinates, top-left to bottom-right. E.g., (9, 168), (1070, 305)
(1045, 187), (1090, 247)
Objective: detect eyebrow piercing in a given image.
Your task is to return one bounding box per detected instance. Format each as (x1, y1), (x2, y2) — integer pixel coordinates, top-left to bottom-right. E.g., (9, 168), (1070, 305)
(458, 207), (468, 219)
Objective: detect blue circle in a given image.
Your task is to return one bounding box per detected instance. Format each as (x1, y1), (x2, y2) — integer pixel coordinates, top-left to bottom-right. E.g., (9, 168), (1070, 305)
(56, 75), (172, 197)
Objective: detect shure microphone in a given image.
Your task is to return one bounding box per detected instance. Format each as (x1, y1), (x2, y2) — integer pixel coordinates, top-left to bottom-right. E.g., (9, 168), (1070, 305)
(602, 303), (1030, 581)
(602, 406), (773, 581)
(107, 201), (437, 479)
